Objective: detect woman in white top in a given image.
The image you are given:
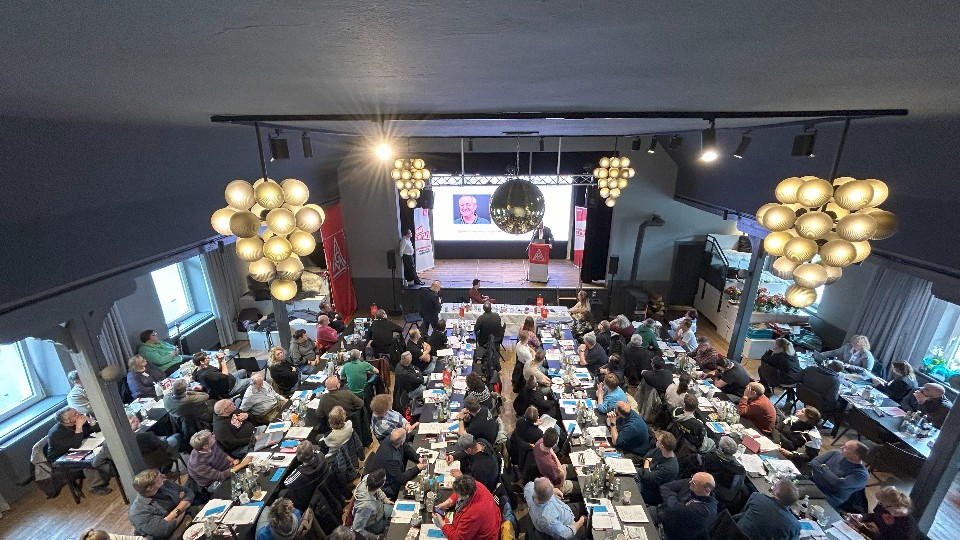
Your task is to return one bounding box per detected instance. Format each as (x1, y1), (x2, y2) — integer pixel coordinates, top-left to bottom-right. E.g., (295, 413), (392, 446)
(322, 405), (354, 457)
(669, 309), (698, 337)
(664, 373), (693, 410)
(515, 330), (534, 365)
(676, 318), (697, 353)
(523, 348), (551, 387)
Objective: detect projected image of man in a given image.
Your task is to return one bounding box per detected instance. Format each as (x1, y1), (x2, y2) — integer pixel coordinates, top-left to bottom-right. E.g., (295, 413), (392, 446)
(454, 195), (490, 224)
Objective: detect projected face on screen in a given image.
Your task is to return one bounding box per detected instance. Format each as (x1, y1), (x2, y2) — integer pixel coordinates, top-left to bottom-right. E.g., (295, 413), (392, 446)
(454, 195), (491, 224)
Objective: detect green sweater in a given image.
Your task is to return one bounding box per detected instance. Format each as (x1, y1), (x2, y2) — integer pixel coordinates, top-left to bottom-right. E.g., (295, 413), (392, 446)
(634, 325), (661, 352)
(138, 341), (181, 371)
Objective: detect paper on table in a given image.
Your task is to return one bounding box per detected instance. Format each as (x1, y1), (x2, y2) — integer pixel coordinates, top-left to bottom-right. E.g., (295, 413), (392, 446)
(591, 511), (622, 531)
(306, 398), (321, 409)
(563, 421), (582, 436)
(246, 451), (272, 463)
(436, 348), (454, 357)
(570, 450), (601, 466)
(264, 421), (290, 433)
(221, 504), (261, 525)
(738, 453), (766, 474)
(798, 519), (825, 538)
(430, 441), (449, 450)
(196, 499), (232, 521)
(605, 457), (637, 475)
(429, 372), (444, 381)
(881, 407), (907, 417)
(743, 428), (778, 452)
(586, 426), (611, 439)
(615, 505), (649, 523)
(830, 520), (868, 540)
(624, 525), (649, 540)
(417, 422), (445, 435)
(765, 458), (801, 476)
(697, 397), (716, 410)
(70, 433), (105, 452)
(433, 459), (460, 475)
(285, 427), (313, 439)
(392, 501), (421, 523)
(420, 525), (446, 539)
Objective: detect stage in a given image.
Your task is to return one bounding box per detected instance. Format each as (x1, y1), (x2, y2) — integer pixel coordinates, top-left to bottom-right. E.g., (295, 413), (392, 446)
(416, 258), (603, 290)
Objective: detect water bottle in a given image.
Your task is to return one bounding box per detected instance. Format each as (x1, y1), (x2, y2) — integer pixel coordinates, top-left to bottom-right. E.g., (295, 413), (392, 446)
(800, 495), (810, 518)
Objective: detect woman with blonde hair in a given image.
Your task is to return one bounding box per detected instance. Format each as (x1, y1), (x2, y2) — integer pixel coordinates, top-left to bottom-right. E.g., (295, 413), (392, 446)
(847, 485), (918, 539)
(267, 346), (298, 396)
(126, 354), (166, 399)
(322, 405), (354, 457)
(821, 334), (875, 373)
(758, 337), (801, 392)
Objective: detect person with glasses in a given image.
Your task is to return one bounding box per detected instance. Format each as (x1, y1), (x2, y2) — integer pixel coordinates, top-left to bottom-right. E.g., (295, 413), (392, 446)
(655, 472), (718, 540)
(138, 329), (185, 375)
(900, 382), (952, 429)
(46, 406), (114, 495)
(818, 334), (875, 374)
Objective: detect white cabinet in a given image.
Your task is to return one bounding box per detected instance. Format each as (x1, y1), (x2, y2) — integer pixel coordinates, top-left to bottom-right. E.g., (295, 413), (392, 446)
(694, 279), (809, 348)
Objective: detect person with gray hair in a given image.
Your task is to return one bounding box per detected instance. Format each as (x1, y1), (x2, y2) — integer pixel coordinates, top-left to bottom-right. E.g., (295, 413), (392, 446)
(734, 478), (801, 540)
(163, 378), (212, 424)
(524, 477), (587, 539)
(737, 382), (776, 435)
(433, 474), (501, 540)
(623, 332), (654, 385)
(211, 399), (255, 457)
(66, 370), (91, 414)
(697, 436), (747, 507)
(611, 314), (634, 341)
(315, 374), (364, 433)
(363, 427), (426, 499)
(128, 468), (195, 539)
(239, 372), (285, 425)
(46, 406), (114, 495)
(578, 331), (608, 376)
(186, 429), (252, 489)
(282, 440), (329, 510)
(329, 526), (358, 540)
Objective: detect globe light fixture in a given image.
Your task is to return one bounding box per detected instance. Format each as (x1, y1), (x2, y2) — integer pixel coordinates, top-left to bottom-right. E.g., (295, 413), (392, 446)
(375, 143), (392, 160)
(254, 179), (285, 209)
(280, 178), (310, 206)
(785, 284), (819, 309)
(393, 158), (430, 207)
(229, 211), (261, 238)
(248, 258), (276, 282)
(793, 263), (828, 288)
(211, 207), (237, 236)
(761, 205), (797, 232)
(772, 257), (800, 280)
(594, 154), (634, 207)
(224, 180), (256, 210)
(235, 237), (264, 262)
(270, 280), (298, 301)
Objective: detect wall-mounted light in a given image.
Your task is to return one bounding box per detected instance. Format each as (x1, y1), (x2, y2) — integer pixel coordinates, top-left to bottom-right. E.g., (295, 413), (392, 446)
(301, 132), (312, 158)
(268, 130), (289, 161)
(375, 142), (392, 160)
(699, 120), (718, 162)
(668, 135), (683, 150)
(733, 135), (752, 159)
(647, 137), (657, 154)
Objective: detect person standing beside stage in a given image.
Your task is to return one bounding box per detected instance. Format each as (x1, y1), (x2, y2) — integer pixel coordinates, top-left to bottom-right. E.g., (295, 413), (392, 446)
(469, 278), (496, 304)
(419, 280), (442, 334)
(399, 229), (425, 286)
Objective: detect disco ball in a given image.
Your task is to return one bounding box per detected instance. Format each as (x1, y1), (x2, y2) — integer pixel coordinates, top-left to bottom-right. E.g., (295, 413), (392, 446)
(489, 178), (545, 235)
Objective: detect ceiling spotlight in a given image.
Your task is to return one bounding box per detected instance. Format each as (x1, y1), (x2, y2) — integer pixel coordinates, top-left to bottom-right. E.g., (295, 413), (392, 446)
(375, 142), (392, 160)
(647, 137), (657, 154)
(668, 135), (683, 151)
(268, 131), (289, 162)
(792, 129), (817, 157)
(631, 137), (642, 151)
(301, 132), (312, 158)
(733, 135), (752, 159)
(700, 121), (718, 162)
(539, 137), (545, 151)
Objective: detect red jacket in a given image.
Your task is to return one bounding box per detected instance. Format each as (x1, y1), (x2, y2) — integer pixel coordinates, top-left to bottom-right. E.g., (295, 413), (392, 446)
(441, 482), (501, 540)
(738, 394), (776, 434)
(316, 324), (338, 351)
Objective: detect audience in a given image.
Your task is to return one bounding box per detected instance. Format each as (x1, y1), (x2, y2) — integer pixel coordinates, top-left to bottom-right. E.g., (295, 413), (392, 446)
(656, 472), (717, 540)
(623, 333), (655, 385)
(665, 373), (692, 410)
(696, 436), (746, 508)
(900, 382), (952, 429)
(211, 399), (255, 457)
(433, 475), (501, 540)
(137, 329), (184, 375)
(607, 401), (652, 456)
(533, 428), (573, 495)
(126, 355), (166, 399)
(634, 318), (662, 353)
(239, 372), (286, 425)
(847, 486), (919, 540)
(675, 318), (697, 354)
(515, 374), (561, 420)
(405, 327), (434, 374)
(871, 360), (918, 404)
(670, 394), (713, 454)
(734, 478), (801, 540)
(316, 375), (364, 432)
(459, 395), (498, 444)
(522, 316), (542, 349)
(775, 406), (823, 466)
(642, 357), (674, 393)
(594, 320), (613, 354)
(810, 440), (869, 509)
(524, 348), (552, 388)
(821, 334), (875, 374)
(737, 382), (776, 435)
(448, 433), (501, 495)
(351, 469), (394, 540)
(611, 314), (635, 341)
(370, 393), (417, 443)
(192, 350), (250, 400)
(46, 406), (113, 495)
(597, 372), (626, 413)
(256, 497), (301, 540)
(669, 309), (699, 336)
(127, 413), (181, 472)
(266, 346), (299, 397)
(163, 378), (212, 426)
(598, 354), (627, 388)
(692, 337), (719, 372)
(394, 351), (427, 412)
(322, 405), (354, 457)
(578, 332), (608, 376)
(475, 302), (503, 348)
(186, 429), (252, 489)
(525, 477), (588, 540)
(711, 357), (752, 398)
(367, 309), (402, 357)
(288, 329), (321, 374)
(427, 318), (449, 352)
(465, 371), (493, 410)
(637, 431), (679, 505)
(758, 337), (801, 391)
(794, 360), (844, 426)
(341, 349), (378, 398)
(66, 370), (91, 414)
(363, 428), (425, 500)
(315, 314), (339, 352)
(129, 469), (195, 540)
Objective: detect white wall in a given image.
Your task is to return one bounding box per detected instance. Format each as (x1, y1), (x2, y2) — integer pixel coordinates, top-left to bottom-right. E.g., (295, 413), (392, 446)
(815, 261), (878, 331)
(114, 274), (167, 347)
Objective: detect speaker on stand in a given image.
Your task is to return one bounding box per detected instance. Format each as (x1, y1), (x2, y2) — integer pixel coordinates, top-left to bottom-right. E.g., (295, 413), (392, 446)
(606, 256), (619, 318)
(387, 250), (402, 316)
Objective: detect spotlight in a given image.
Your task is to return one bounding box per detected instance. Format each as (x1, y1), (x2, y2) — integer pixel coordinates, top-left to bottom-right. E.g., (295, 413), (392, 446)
(668, 135), (683, 150)
(268, 132), (289, 161)
(301, 132), (312, 158)
(733, 135), (752, 159)
(375, 143), (392, 160)
(539, 137), (545, 151)
(792, 130), (817, 157)
(631, 137), (642, 151)
(468, 138), (474, 152)
(700, 121), (718, 162)
(647, 137), (657, 154)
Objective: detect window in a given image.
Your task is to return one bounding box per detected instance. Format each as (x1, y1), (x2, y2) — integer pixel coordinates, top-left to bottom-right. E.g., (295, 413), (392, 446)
(0, 341), (44, 422)
(921, 300), (960, 383)
(151, 262), (195, 326)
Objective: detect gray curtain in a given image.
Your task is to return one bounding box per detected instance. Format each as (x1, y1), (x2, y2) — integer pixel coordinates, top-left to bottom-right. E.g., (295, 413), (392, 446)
(201, 248), (243, 347)
(98, 303), (133, 368)
(846, 265), (934, 372)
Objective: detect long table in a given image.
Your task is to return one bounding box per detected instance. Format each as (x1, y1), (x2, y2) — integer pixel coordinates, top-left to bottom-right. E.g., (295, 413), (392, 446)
(439, 303), (571, 335)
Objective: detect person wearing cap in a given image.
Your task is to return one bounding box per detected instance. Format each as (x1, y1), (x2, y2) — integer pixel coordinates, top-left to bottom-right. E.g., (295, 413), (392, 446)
(363, 428), (426, 500)
(447, 433), (501, 495)
(734, 478), (801, 540)
(433, 475), (501, 540)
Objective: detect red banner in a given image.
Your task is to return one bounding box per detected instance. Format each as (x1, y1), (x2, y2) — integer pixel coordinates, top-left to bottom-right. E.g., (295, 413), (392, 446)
(573, 206), (587, 267)
(319, 203), (357, 322)
(528, 243), (550, 265)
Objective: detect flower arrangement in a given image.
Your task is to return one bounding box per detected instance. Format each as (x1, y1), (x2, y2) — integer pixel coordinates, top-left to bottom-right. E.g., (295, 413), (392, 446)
(724, 285), (742, 303)
(754, 288), (786, 312)
(921, 345), (960, 381)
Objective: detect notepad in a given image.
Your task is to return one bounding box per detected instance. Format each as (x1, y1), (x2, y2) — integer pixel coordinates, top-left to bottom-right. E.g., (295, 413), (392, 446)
(615, 505), (649, 523)
(605, 457), (637, 475)
(70, 433), (105, 452)
(270, 467), (287, 481)
(265, 421), (290, 433)
(196, 499), (232, 521)
(222, 504), (261, 525)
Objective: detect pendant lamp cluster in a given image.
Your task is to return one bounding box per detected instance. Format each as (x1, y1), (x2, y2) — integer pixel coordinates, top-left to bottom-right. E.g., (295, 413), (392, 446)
(593, 156), (635, 207)
(392, 158), (431, 208)
(756, 176), (898, 308)
(211, 178), (325, 301)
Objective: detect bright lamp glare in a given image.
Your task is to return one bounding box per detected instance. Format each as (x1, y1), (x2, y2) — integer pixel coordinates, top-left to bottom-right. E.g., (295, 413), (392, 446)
(700, 150), (719, 162)
(375, 143), (392, 160)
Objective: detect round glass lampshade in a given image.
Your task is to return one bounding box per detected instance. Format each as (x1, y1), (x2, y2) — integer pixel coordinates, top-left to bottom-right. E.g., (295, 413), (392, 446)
(295, 206), (322, 233)
(391, 169), (402, 180)
(266, 208), (297, 236)
(211, 207), (237, 236)
(832, 176), (857, 187)
(755, 203), (778, 224)
(796, 178), (834, 208)
(270, 279), (298, 301)
(618, 178), (628, 189)
(228, 211), (261, 238)
(627, 168), (635, 178)
(794, 211), (834, 239)
(823, 202), (850, 220)
(490, 179), (545, 234)
(783, 237), (819, 263)
(598, 179), (608, 189)
(409, 188), (421, 199)
(395, 179), (405, 190)
(224, 180), (255, 210)
(864, 179), (889, 207)
(413, 159), (425, 170)
(865, 210), (899, 240)
(763, 231), (794, 256)
(394, 159), (405, 169)
(254, 180), (285, 209)
(761, 205), (798, 232)
(771, 256), (800, 279)
(610, 157), (622, 168)
(399, 188), (409, 199)
(596, 168), (609, 179)
(851, 240), (872, 264)
(785, 284), (819, 308)
(248, 258), (276, 282)
(600, 187), (610, 198)
(275, 256), (304, 281)
(401, 170), (412, 180)
(610, 188), (621, 198)
(261, 229), (275, 242)
(775, 177), (805, 204)
(422, 169), (430, 179)
(793, 263), (828, 288)
(235, 237), (264, 262)
(836, 213), (878, 242)
(280, 178), (310, 206)
(823, 264), (843, 284)
(263, 236), (293, 263)
(407, 199), (417, 208)
(833, 180), (874, 211)
(819, 239), (857, 267)
(605, 197), (616, 207)
(404, 181), (413, 190)
(599, 157), (611, 168)
(620, 157), (631, 168)
(414, 179), (425, 190)
(609, 168), (620, 179)
(289, 230), (316, 256)
(253, 177), (273, 188)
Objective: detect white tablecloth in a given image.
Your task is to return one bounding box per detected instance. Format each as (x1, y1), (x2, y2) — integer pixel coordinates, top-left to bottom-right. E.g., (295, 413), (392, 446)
(439, 303), (571, 335)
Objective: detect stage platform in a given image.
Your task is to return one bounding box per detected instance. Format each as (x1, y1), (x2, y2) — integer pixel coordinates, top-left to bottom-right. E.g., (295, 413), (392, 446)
(416, 258), (603, 290)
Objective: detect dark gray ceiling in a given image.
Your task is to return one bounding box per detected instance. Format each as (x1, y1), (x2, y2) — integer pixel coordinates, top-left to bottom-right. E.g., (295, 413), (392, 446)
(4, 2), (960, 134)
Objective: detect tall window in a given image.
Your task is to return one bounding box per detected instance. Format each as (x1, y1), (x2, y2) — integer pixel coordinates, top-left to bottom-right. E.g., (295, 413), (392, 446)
(0, 341), (44, 421)
(151, 262), (195, 326)
(922, 301), (960, 383)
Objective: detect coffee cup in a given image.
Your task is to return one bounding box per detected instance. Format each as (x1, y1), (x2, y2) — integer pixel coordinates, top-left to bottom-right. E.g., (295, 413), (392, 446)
(622, 490), (632, 504)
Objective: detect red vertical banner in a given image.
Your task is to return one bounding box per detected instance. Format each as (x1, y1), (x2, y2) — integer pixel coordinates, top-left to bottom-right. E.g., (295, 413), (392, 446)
(319, 203), (357, 321)
(573, 206), (587, 267)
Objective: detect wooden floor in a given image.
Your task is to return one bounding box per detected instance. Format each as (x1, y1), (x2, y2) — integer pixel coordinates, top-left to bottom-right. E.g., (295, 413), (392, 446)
(418, 259), (604, 289)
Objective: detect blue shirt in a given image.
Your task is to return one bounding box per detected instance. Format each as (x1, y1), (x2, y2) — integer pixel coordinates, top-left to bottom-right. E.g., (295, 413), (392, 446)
(524, 482), (577, 539)
(615, 411), (651, 455)
(810, 450), (868, 508)
(256, 508), (302, 540)
(372, 409), (405, 442)
(597, 385), (626, 413)
(735, 492), (800, 540)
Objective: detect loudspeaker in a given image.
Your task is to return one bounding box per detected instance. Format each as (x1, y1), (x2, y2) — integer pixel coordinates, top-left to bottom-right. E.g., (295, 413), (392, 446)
(387, 250), (397, 270)
(417, 190), (435, 209)
(586, 186), (599, 208)
(608, 256), (619, 275)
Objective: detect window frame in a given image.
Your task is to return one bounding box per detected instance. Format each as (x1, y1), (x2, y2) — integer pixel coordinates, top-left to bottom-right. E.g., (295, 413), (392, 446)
(0, 340), (46, 423)
(151, 261), (197, 327)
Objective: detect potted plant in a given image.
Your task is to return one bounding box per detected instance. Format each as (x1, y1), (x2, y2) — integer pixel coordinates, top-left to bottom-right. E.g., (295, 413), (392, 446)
(724, 285), (742, 304)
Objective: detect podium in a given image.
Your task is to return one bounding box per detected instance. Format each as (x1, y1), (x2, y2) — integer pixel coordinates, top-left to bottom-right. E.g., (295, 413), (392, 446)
(528, 243), (550, 283)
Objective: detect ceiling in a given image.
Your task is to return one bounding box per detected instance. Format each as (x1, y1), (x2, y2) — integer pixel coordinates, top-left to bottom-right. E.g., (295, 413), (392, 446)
(4, 2), (960, 136)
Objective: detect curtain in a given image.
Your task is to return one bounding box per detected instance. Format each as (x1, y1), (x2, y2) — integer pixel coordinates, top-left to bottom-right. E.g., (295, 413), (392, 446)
(98, 303), (132, 368)
(201, 248), (243, 347)
(846, 265), (934, 372)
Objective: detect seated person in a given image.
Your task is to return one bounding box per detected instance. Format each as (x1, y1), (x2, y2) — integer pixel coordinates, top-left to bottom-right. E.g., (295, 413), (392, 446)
(734, 479), (801, 540)
(596, 372), (626, 414)
(692, 337), (719, 372)
(809, 440), (869, 509)
(846, 486), (919, 540)
(656, 473), (717, 540)
(405, 327), (435, 374)
(126, 354), (167, 399)
(469, 278), (497, 304)
(321, 406), (354, 457)
(281, 441), (328, 511)
(432, 475), (501, 540)
(128, 413), (181, 472)
(775, 406), (823, 467)
(674, 318), (697, 354)
(427, 318), (449, 352)
(664, 373), (693, 411)
(710, 357), (751, 398)
(367, 309), (402, 357)
(163, 378), (212, 427)
(137, 329), (185, 375)
(192, 350), (250, 400)
(634, 318), (662, 353)
(393, 351), (427, 412)
(900, 382), (952, 429)
(669, 309), (699, 337)
(319, 300), (346, 333)
(211, 399), (255, 457)
(315, 315), (339, 352)
(316, 375), (364, 432)
(370, 393), (418, 443)
(363, 428), (426, 500)
(594, 320), (613, 354)
(256, 497), (302, 540)
(697, 437), (747, 507)
(737, 382), (776, 435)
(637, 431), (679, 505)
(448, 433), (502, 495)
(670, 394), (713, 454)
(129, 469), (195, 540)
(266, 347), (299, 397)
(66, 370), (91, 414)
(459, 395), (498, 444)
(607, 401), (651, 456)
(186, 430), (252, 489)
(351, 469), (394, 540)
(758, 338), (802, 391)
(464, 372), (493, 410)
(515, 374), (561, 421)
(870, 360), (918, 404)
(598, 354), (627, 388)
(794, 360), (844, 422)
(524, 349), (552, 388)
(819, 334), (875, 374)
(239, 373), (286, 426)
(578, 332), (608, 376)
(341, 349), (378, 398)
(642, 357), (674, 393)
(47, 406), (114, 495)
(515, 406), (546, 447)
(611, 314), (635, 341)
(533, 428), (573, 495)
(524, 477), (588, 540)
(623, 333), (655, 385)
(521, 316), (541, 349)
(288, 329), (321, 375)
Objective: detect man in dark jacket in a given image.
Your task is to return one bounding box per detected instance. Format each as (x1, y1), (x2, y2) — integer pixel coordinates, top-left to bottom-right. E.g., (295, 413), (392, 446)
(367, 309), (403, 356)
(594, 320), (613, 354)
(623, 334), (655, 385)
(578, 332), (608, 377)
(282, 441), (329, 511)
(637, 431), (679, 505)
(794, 360), (843, 421)
(419, 280), (442, 334)
(460, 396), (498, 444)
(192, 351), (250, 400)
(670, 394), (709, 454)
(128, 413), (181, 471)
(900, 383), (953, 429)
(474, 302), (503, 348)
(46, 406), (114, 494)
(448, 433), (501, 495)
(734, 479), (801, 540)
(641, 358), (674, 393)
(656, 473), (718, 540)
(363, 427), (426, 499)
(394, 351), (427, 411)
(316, 375), (364, 432)
(211, 399), (255, 457)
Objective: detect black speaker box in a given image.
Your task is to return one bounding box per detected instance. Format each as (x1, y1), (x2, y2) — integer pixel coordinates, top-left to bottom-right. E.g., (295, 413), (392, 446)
(608, 256), (619, 275)
(417, 190), (435, 209)
(387, 250), (397, 270)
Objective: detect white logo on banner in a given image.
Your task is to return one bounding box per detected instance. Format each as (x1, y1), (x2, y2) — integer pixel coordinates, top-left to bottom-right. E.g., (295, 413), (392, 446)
(531, 249), (546, 263)
(331, 237), (348, 279)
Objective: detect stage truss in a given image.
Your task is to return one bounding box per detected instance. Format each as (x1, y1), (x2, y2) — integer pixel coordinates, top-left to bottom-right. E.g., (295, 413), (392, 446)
(430, 173), (595, 186)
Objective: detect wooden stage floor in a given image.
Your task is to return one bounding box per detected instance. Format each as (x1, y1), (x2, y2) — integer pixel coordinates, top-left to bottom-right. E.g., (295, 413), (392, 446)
(417, 259), (604, 289)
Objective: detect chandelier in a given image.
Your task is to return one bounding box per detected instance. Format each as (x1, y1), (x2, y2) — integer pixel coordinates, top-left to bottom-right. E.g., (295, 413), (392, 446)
(593, 155), (635, 207)
(211, 178), (324, 301)
(392, 158), (431, 208)
(756, 176), (898, 308)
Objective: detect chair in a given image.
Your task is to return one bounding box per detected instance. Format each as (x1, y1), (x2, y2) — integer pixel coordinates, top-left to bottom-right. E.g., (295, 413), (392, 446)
(773, 383), (798, 412)
(30, 436), (84, 504)
(832, 405), (887, 445)
(796, 384), (841, 434)
(838, 488), (869, 514)
(402, 313), (423, 338)
(870, 442), (925, 481)
(710, 509), (750, 540)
